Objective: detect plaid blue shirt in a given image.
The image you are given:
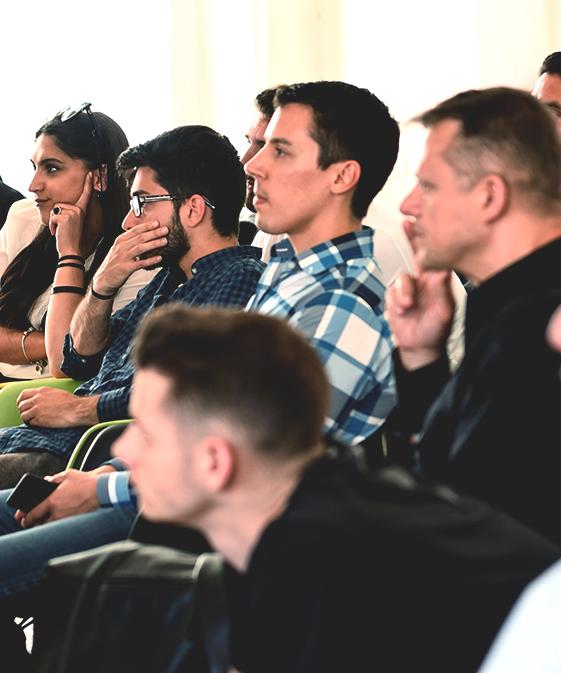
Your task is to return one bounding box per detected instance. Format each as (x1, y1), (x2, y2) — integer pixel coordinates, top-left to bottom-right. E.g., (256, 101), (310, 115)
(247, 229), (395, 445)
(0, 246), (264, 459)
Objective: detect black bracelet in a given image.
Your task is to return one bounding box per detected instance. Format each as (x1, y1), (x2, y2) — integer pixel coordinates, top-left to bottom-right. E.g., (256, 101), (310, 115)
(57, 262), (85, 270)
(58, 254), (85, 263)
(91, 286), (117, 300)
(51, 285), (86, 295)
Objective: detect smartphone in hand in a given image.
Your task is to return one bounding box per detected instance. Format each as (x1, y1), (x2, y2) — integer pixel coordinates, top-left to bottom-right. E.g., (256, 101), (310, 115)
(6, 473), (59, 512)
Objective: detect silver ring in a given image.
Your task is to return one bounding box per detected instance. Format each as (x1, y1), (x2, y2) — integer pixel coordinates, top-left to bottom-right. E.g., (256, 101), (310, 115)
(134, 255), (140, 262)
(52, 206), (62, 215)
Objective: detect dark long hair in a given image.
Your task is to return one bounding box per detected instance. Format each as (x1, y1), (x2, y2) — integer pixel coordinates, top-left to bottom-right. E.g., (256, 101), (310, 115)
(0, 109), (129, 330)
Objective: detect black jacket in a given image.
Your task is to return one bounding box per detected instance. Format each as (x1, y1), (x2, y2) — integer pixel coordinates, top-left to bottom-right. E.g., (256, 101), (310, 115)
(226, 455), (559, 673)
(0, 180), (23, 228)
(390, 237), (561, 544)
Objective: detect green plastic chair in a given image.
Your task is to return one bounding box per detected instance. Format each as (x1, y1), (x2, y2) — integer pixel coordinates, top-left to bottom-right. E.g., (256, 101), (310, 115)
(66, 419), (132, 469)
(0, 378), (83, 427)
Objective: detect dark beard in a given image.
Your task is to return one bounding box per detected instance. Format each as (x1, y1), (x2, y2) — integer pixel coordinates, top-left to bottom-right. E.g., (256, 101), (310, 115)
(145, 210), (190, 269)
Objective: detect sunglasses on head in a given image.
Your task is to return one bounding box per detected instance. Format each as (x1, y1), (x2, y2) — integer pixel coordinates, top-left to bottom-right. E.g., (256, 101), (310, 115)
(57, 102), (103, 173)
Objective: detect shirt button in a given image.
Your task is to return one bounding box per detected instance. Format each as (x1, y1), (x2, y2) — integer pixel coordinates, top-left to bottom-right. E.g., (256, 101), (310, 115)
(192, 268), (197, 275)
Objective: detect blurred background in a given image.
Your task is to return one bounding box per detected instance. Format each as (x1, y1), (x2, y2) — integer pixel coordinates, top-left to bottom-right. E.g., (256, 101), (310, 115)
(2, 0), (560, 247)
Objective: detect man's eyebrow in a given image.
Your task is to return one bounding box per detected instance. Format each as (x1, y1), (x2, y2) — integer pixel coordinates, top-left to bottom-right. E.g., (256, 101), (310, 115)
(268, 138), (292, 147)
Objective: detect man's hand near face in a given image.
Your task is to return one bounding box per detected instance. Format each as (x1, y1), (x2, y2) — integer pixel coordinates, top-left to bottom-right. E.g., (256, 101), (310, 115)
(387, 269), (455, 371)
(387, 220), (455, 371)
(92, 221), (167, 296)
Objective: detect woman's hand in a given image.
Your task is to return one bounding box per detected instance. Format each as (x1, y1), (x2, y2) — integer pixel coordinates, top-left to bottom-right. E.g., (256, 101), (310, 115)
(49, 172), (93, 257)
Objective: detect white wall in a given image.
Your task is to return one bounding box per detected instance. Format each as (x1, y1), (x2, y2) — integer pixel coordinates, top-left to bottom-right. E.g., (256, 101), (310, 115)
(1, 0), (559, 241)
(338, 0), (560, 253)
(166, 0), (561, 255)
(0, 0), (172, 195)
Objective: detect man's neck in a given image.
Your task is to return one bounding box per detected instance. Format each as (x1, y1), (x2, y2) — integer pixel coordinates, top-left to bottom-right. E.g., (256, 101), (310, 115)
(462, 214), (561, 285)
(178, 235), (239, 278)
(202, 449), (323, 572)
(288, 207), (362, 255)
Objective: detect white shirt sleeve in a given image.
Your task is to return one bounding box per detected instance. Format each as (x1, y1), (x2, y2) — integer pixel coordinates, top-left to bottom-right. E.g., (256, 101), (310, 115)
(0, 199), (43, 276)
(477, 560), (561, 673)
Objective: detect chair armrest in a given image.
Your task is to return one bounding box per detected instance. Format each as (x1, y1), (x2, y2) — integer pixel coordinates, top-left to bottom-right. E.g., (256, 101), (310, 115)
(0, 378), (83, 428)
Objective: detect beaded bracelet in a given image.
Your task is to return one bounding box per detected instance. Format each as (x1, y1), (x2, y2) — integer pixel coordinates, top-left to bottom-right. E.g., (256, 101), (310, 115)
(21, 327), (48, 374)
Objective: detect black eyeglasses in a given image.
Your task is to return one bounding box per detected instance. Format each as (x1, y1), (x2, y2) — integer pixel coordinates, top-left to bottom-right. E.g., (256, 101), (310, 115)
(58, 102), (103, 172)
(130, 193), (216, 217)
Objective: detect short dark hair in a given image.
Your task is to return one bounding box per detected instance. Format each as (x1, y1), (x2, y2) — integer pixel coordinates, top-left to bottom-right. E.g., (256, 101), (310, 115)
(117, 125), (245, 238)
(133, 305), (329, 459)
(417, 87), (561, 212)
(274, 81), (400, 219)
(255, 87), (278, 120)
(539, 52), (561, 77)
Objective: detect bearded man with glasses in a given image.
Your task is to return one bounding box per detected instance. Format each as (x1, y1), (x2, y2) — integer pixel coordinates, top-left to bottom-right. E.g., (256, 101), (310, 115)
(0, 125), (264, 495)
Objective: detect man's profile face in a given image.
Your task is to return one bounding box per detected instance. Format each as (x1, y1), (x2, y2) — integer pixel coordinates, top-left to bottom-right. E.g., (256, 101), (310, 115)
(242, 111), (270, 211)
(400, 120), (483, 274)
(113, 368), (207, 525)
(245, 103), (333, 242)
(122, 166), (189, 265)
(532, 73), (561, 130)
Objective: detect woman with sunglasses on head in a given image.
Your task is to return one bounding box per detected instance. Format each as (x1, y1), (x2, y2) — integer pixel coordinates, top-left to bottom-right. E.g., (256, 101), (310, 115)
(0, 104), (156, 381)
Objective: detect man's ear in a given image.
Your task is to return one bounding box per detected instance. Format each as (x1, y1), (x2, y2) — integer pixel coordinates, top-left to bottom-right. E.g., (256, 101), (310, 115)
(330, 159), (361, 196)
(181, 194), (210, 228)
(477, 173), (509, 223)
(195, 435), (235, 493)
(93, 164), (108, 193)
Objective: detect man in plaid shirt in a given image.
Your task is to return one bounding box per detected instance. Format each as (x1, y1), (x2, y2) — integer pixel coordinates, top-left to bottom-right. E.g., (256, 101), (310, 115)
(0, 125), (264, 488)
(246, 81), (399, 448)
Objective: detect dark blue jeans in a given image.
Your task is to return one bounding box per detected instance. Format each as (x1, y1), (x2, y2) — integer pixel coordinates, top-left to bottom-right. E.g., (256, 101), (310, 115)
(0, 489), (136, 598)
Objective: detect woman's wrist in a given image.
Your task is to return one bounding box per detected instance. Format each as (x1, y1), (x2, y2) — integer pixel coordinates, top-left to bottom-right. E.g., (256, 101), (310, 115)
(57, 250), (86, 260)
(21, 328), (48, 373)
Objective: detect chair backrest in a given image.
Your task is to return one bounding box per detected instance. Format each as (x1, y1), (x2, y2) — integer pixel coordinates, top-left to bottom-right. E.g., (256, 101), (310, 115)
(66, 420), (132, 470)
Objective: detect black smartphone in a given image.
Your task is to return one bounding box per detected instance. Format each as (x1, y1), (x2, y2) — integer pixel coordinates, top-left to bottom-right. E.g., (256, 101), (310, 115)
(6, 473), (59, 512)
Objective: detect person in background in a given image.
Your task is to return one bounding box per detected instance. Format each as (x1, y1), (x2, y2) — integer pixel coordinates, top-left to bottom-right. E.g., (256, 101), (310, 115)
(533, 51), (561, 128)
(0, 104), (154, 381)
(241, 86), (281, 257)
(0, 176), (23, 228)
(386, 87), (561, 544)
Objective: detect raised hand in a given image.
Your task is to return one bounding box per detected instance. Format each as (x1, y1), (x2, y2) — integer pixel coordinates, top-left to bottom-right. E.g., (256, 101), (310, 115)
(49, 171), (93, 257)
(387, 269), (455, 370)
(91, 221), (167, 295)
(386, 214), (457, 370)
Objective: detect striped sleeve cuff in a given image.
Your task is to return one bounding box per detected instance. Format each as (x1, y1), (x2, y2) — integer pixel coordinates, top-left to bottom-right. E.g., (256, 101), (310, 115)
(102, 458), (129, 472)
(97, 471), (136, 509)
